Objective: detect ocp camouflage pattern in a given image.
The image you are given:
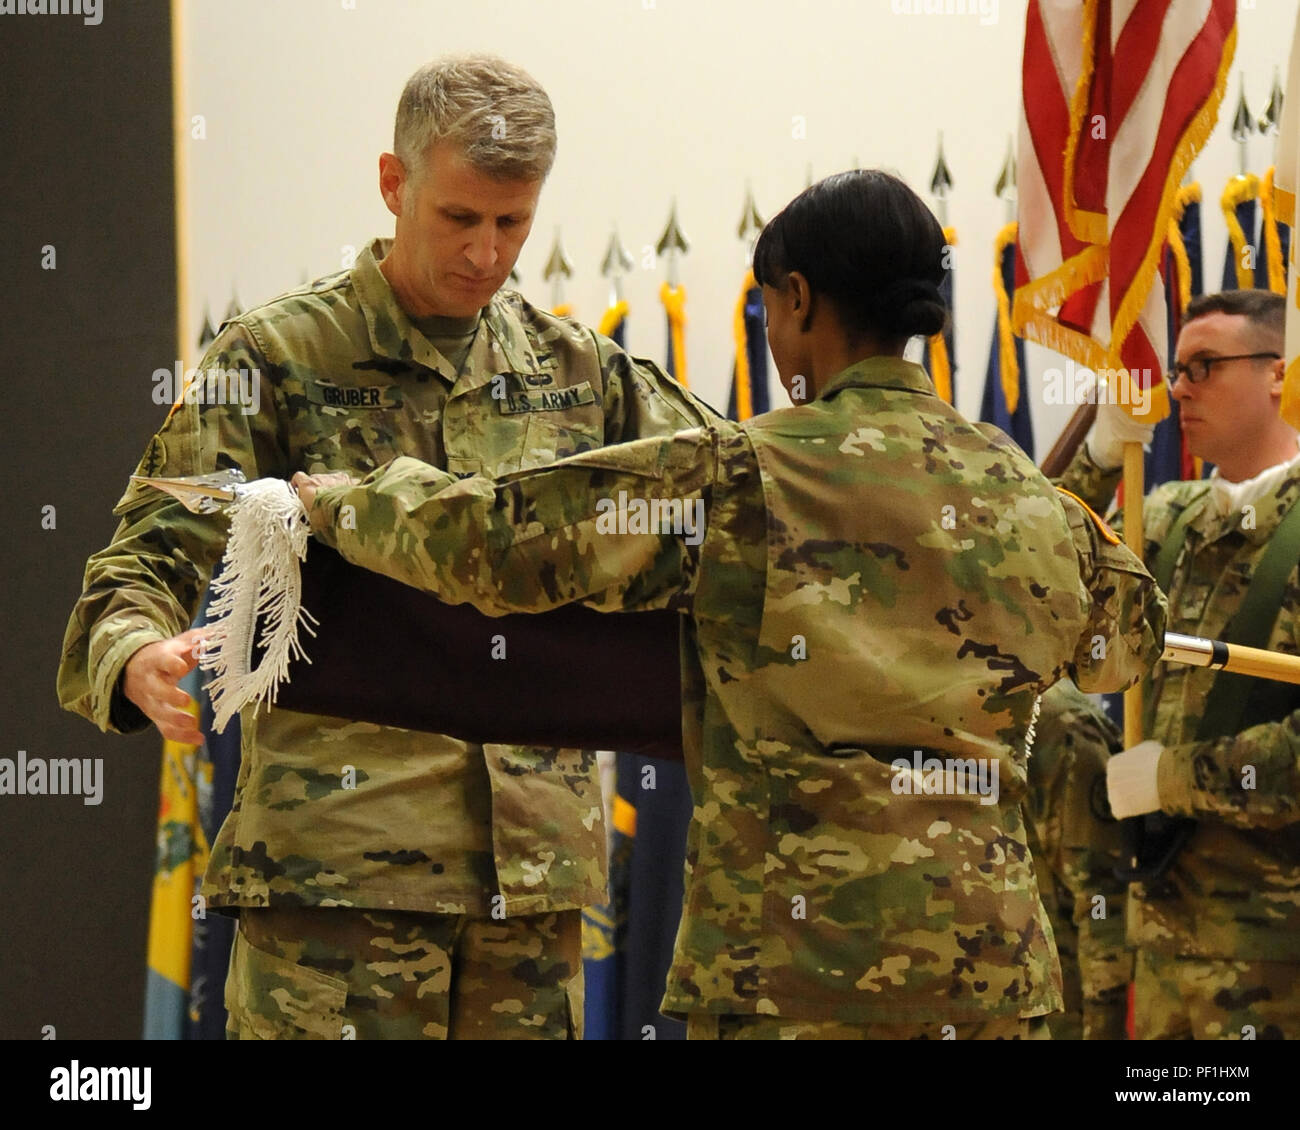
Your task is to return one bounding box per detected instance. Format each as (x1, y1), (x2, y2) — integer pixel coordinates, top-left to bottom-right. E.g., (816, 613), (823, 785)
(57, 236), (718, 919)
(1023, 679), (1130, 1039)
(1060, 444), (1300, 963)
(313, 355), (1167, 1025)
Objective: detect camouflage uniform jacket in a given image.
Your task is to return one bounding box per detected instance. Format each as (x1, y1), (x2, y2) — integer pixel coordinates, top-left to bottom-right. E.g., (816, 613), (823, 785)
(1024, 680), (1130, 1039)
(1060, 445), (1300, 960)
(311, 355), (1166, 1022)
(57, 236), (715, 917)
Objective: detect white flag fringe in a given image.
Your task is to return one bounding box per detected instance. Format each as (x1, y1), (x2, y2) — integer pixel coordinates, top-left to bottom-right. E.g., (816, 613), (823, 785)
(199, 478), (317, 732)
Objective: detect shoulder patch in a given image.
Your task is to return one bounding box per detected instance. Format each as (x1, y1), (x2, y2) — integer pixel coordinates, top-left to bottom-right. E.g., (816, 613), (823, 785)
(1055, 486), (1121, 546)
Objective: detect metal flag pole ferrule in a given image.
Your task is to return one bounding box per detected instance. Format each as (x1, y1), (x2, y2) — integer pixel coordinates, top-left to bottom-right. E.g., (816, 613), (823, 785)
(1162, 632), (1300, 686)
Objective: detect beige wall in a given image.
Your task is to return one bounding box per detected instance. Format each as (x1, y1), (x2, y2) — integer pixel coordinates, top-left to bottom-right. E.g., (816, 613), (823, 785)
(184, 0), (1298, 452)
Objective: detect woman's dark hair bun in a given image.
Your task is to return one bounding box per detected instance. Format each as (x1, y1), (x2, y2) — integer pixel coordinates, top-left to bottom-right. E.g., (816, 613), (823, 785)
(752, 169), (951, 343)
(869, 279), (948, 339)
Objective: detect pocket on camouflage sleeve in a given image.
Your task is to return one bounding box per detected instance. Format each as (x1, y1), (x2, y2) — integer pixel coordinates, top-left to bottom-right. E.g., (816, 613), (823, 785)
(225, 921), (349, 1040)
(519, 410), (604, 469)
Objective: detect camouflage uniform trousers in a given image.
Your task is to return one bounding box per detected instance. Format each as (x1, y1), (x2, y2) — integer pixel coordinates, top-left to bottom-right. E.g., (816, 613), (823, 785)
(684, 1015), (1052, 1040)
(224, 906), (583, 1040)
(1134, 949), (1300, 1040)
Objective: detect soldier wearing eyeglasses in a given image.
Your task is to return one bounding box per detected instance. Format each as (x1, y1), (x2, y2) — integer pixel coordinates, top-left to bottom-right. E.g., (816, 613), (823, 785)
(1059, 288), (1300, 1040)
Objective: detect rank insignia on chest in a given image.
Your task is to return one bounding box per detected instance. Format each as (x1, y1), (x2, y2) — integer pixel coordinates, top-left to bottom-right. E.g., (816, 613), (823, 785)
(307, 381), (401, 409)
(497, 380), (596, 415)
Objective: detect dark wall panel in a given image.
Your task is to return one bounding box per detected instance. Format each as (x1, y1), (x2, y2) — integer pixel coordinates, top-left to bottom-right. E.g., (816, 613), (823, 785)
(0, 0), (176, 1040)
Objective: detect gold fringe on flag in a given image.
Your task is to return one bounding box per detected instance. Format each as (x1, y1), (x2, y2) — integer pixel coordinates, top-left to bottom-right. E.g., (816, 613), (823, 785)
(1166, 182), (1201, 317)
(732, 268), (757, 420)
(1222, 171), (1262, 291)
(928, 342), (952, 403)
(1060, 0), (1109, 246)
(598, 300), (628, 338)
(551, 303), (574, 318)
(1106, 21), (1234, 426)
(1011, 245), (1111, 370)
(1017, 21), (1233, 415)
(659, 281), (688, 387)
(1260, 166), (1288, 296)
(926, 227), (957, 404)
(146, 712), (208, 1006)
(992, 222), (1021, 414)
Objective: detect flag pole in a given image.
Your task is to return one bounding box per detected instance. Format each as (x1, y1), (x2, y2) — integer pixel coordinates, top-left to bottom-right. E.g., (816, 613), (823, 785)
(1164, 633), (1300, 685)
(1039, 405), (1097, 477)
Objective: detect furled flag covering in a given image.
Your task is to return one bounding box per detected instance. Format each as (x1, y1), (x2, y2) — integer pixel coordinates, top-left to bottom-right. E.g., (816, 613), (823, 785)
(598, 299), (630, 348)
(922, 227), (957, 403)
(144, 314), (246, 1039)
(1275, 7), (1300, 430)
(726, 268), (771, 420)
(980, 223), (1034, 456)
(185, 667), (239, 1039)
(1148, 183), (1203, 486)
(1221, 170), (1291, 292)
(142, 581), (242, 1040)
(1260, 167), (1292, 294)
(1014, 0), (1236, 427)
(1221, 172), (1263, 289)
(659, 281), (688, 387)
(142, 681), (202, 1040)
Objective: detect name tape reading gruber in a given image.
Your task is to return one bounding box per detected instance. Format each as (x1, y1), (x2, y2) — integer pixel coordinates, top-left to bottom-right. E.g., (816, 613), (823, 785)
(134, 474), (1300, 699)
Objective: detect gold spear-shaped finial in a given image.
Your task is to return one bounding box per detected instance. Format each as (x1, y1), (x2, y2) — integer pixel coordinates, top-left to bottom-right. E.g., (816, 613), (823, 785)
(656, 199), (690, 288)
(1260, 65), (1284, 162)
(1260, 65), (1284, 134)
(600, 224), (635, 305)
(738, 181), (765, 267)
(543, 226), (574, 311)
(197, 305), (217, 349)
(994, 135), (1017, 224)
(1232, 71), (1254, 175)
(930, 132), (954, 227)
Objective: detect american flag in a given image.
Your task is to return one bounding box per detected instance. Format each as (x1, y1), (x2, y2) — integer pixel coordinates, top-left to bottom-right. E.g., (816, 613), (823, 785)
(1014, 0), (1237, 424)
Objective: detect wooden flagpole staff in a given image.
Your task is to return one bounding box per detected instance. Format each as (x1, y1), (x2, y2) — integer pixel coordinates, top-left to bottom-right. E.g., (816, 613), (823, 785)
(1164, 632), (1300, 685)
(1122, 441), (1146, 745)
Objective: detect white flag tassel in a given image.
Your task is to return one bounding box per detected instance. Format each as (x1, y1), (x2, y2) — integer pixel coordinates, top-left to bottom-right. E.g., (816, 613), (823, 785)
(200, 478), (317, 732)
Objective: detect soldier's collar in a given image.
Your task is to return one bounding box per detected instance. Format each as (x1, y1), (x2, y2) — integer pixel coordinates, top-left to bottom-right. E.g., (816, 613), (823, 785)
(1205, 445), (1300, 545)
(816, 355), (938, 400)
(480, 295), (545, 378)
(352, 238), (542, 378)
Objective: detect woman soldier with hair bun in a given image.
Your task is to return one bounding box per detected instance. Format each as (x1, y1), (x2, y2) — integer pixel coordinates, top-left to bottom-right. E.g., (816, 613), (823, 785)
(297, 169), (1167, 1039)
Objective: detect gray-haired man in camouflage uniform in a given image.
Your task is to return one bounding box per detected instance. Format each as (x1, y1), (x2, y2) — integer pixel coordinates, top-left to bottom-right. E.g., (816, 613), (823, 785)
(57, 54), (716, 1039)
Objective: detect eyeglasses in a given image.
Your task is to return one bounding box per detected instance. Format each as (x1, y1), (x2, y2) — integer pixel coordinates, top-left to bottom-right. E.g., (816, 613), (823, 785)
(1167, 352), (1281, 385)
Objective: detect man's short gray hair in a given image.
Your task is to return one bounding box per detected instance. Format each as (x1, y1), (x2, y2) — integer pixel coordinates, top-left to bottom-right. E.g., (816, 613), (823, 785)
(394, 54), (556, 203)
